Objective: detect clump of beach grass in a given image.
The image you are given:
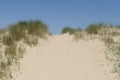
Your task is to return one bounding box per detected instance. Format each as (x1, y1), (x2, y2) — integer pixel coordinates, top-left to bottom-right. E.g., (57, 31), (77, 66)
(62, 26), (82, 35)
(0, 19), (49, 80)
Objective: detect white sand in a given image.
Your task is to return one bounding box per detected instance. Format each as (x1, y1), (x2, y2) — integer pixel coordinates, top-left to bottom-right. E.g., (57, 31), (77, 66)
(13, 34), (116, 80)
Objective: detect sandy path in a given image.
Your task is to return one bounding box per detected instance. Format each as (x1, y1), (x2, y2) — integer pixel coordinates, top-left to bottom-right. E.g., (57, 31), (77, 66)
(13, 34), (116, 80)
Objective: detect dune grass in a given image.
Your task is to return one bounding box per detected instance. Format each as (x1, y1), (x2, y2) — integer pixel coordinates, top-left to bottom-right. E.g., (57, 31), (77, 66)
(62, 26), (81, 35)
(102, 35), (120, 78)
(85, 23), (105, 34)
(0, 20), (49, 80)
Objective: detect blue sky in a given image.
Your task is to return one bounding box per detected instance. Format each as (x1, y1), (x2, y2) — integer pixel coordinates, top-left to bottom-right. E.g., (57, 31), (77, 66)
(0, 0), (120, 34)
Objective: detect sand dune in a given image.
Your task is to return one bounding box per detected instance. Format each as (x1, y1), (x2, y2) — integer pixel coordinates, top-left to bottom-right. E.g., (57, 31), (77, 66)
(13, 34), (116, 80)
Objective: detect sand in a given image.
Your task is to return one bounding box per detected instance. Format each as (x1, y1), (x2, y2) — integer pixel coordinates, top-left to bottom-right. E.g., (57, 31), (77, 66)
(12, 34), (116, 80)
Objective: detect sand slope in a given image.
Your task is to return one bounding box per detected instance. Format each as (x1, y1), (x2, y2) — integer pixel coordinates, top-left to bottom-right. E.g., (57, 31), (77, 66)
(13, 34), (116, 80)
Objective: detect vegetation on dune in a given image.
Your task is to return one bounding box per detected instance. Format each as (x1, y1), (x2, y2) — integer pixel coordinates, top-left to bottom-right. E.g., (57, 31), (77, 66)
(8, 20), (48, 41)
(85, 23), (106, 34)
(62, 26), (81, 35)
(2, 34), (15, 46)
(102, 35), (120, 78)
(9, 24), (26, 41)
(27, 20), (48, 37)
(0, 19), (49, 80)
